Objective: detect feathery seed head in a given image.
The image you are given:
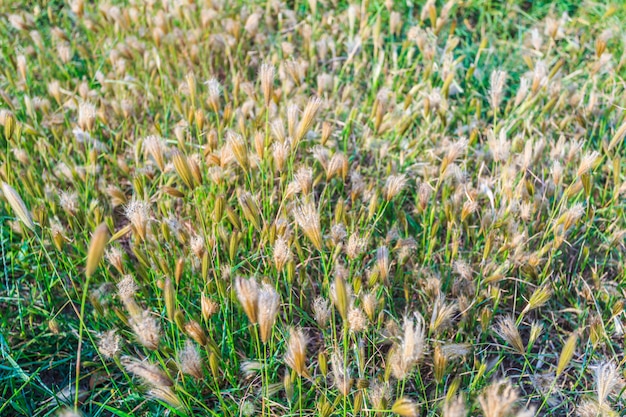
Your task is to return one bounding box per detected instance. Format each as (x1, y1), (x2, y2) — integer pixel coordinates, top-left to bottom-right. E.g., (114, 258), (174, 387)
(285, 327), (308, 377)
(384, 174), (407, 201)
(259, 63), (275, 107)
(129, 310), (162, 350)
(124, 199), (150, 241)
(235, 276), (259, 324)
(257, 283), (280, 344)
(494, 316), (525, 354)
(1, 182), (35, 231)
(313, 296), (331, 327)
(273, 236), (292, 271)
(178, 340), (203, 379)
(97, 330), (121, 359)
(293, 201), (323, 251)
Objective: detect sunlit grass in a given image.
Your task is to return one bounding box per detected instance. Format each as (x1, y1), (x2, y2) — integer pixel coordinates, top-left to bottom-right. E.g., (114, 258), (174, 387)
(0, 0), (625, 416)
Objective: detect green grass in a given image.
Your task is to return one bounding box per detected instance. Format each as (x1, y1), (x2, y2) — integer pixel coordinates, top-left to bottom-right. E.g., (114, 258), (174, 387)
(0, 0), (625, 416)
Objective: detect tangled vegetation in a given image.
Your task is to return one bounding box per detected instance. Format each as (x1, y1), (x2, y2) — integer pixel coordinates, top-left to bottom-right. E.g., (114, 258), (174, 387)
(1, 0), (625, 416)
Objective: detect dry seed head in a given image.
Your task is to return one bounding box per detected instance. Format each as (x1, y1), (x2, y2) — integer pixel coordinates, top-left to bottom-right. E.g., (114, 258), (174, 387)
(284, 327), (308, 377)
(129, 310), (162, 350)
(178, 340), (203, 379)
(122, 356), (173, 388)
(226, 130), (249, 171)
(443, 395), (466, 417)
(494, 316), (525, 354)
(326, 152), (348, 180)
(293, 201), (323, 251)
(148, 386), (182, 409)
(384, 174), (407, 201)
(124, 199), (149, 241)
(330, 275), (350, 322)
(577, 150), (600, 177)
(257, 283), (280, 344)
(259, 62), (275, 107)
(97, 330), (121, 359)
(201, 293), (219, 321)
(272, 140), (290, 172)
(430, 297), (457, 334)
(330, 350), (351, 396)
(184, 320), (208, 346)
(190, 235), (205, 259)
(1, 182), (35, 231)
(273, 236), (292, 271)
(376, 246), (390, 282)
(294, 166), (313, 195)
(78, 101), (97, 131)
(143, 135), (166, 171)
(286, 104), (299, 139)
(346, 232), (367, 259)
(522, 286), (552, 316)
(313, 296), (331, 327)
(235, 276), (259, 324)
(238, 191), (262, 230)
(390, 313), (426, 380)
(117, 274), (138, 304)
(295, 97), (323, 143)
(105, 246), (125, 274)
(361, 291), (378, 322)
(367, 380), (391, 410)
(86, 223), (109, 278)
(592, 361), (623, 405)
(478, 380), (519, 417)
(556, 332), (578, 377)
(172, 149), (195, 189)
(205, 78), (221, 112)
(391, 397), (418, 417)
(59, 191), (78, 215)
(489, 69), (507, 109)
(348, 307), (367, 332)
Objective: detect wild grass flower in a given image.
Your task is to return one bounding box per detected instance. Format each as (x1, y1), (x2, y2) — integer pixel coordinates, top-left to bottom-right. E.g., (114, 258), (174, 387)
(389, 313), (426, 380)
(97, 330), (121, 359)
(391, 397), (418, 417)
(295, 97), (322, 144)
(592, 361), (623, 406)
(259, 63), (275, 107)
(556, 332), (578, 377)
(129, 310), (162, 350)
(178, 340), (204, 379)
(384, 174), (407, 201)
(184, 320), (208, 346)
(293, 201), (323, 251)
(443, 395), (466, 417)
(330, 275), (350, 322)
(494, 316), (525, 354)
(273, 236), (291, 271)
(1, 182), (35, 231)
(489, 69), (507, 110)
(313, 296), (331, 327)
(124, 199), (149, 241)
(330, 350), (351, 396)
(347, 307), (367, 332)
(86, 223), (109, 278)
(235, 276), (259, 324)
(201, 293), (219, 321)
(122, 356), (181, 408)
(478, 380), (519, 417)
(257, 283), (280, 343)
(284, 327), (308, 377)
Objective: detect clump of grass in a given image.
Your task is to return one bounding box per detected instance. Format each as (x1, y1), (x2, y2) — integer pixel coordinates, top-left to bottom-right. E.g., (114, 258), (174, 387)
(1, 0), (625, 416)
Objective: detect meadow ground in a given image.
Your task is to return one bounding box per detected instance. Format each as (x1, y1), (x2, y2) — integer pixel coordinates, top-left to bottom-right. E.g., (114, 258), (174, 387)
(0, 0), (625, 416)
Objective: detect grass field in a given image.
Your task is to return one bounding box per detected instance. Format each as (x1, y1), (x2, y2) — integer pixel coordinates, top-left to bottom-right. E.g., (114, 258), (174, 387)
(1, 0), (625, 416)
